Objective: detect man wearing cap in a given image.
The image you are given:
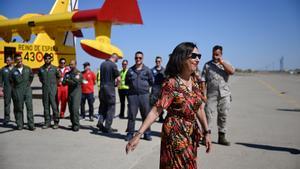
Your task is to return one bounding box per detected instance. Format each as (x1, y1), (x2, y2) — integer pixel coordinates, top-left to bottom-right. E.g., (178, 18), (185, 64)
(38, 53), (61, 129)
(0, 56), (14, 125)
(97, 53), (120, 133)
(63, 60), (83, 131)
(57, 58), (70, 118)
(10, 54), (35, 130)
(81, 62), (96, 121)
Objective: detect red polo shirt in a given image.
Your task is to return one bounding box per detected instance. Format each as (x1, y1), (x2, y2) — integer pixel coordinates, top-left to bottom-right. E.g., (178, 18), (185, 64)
(81, 69), (96, 94)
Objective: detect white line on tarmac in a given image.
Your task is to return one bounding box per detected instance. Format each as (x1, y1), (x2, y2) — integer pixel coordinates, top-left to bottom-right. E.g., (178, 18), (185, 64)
(257, 79), (300, 108)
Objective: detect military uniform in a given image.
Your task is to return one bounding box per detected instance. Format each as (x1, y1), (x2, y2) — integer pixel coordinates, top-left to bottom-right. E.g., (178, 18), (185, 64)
(10, 65), (35, 130)
(150, 66), (165, 106)
(150, 66), (165, 122)
(0, 65), (14, 124)
(97, 59), (119, 133)
(38, 64), (61, 127)
(63, 68), (82, 131)
(201, 60), (233, 134)
(125, 65), (154, 141)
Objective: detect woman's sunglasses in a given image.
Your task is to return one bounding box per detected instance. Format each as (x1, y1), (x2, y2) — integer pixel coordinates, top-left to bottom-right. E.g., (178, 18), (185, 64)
(190, 53), (201, 60)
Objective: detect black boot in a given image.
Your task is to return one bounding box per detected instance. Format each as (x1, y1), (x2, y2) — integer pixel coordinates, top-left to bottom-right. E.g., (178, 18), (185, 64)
(218, 132), (230, 146)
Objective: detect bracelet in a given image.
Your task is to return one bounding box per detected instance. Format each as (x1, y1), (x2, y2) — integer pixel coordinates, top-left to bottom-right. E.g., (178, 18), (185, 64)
(135, 131), (143, 136)
(203, 129), (211, 135)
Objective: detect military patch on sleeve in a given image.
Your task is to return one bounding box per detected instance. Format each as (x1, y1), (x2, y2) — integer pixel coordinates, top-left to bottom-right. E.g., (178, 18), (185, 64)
(14, 71), (19, 75)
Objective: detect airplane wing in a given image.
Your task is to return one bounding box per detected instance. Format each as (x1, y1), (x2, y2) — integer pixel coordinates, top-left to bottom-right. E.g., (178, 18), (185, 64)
(0, 0), (143, 59)
(0, 0), (82, 45)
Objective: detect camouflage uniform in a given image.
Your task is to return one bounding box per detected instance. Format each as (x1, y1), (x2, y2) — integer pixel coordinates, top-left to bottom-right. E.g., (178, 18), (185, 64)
(201, 60), (233, 133)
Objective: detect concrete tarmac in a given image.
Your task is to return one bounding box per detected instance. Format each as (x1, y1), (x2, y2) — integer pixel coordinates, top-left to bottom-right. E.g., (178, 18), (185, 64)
(0, 73), (299, 169)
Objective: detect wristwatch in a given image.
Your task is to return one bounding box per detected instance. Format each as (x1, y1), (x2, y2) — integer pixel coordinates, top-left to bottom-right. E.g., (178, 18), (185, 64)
(203, 129), (211, 135)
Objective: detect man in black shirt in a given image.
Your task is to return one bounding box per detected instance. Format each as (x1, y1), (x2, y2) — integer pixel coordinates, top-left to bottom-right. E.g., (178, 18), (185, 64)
(97, 53), (120, 133)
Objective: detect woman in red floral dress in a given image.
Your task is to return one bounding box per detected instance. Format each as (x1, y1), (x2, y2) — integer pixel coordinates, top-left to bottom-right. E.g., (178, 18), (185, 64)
(126, 42), (212, 169)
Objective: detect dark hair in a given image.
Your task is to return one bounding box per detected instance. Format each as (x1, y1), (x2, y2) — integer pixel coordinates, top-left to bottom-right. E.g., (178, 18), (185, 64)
(59, 58), (66, 63)
(44, 53), (51, 59)
(122, 59), (128, 64)
(213, 45), (223, 53)
(135, 51), (143, 56)
(165, 42), (197, 77)
(155, 56), (162, 61)
(14, 54), (22, 58)
(111, 53), (118, 58)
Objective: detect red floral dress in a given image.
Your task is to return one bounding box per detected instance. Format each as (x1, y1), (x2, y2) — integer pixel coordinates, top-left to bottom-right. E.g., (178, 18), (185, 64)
(155, 77), (204, 169)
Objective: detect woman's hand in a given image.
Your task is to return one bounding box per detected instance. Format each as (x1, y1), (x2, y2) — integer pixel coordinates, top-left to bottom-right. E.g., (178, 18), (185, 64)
(125, 134), (141, 154)
(204, 134), (212, 153)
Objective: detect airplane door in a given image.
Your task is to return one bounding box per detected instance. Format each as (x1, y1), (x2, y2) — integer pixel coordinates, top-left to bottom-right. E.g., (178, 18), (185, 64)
(4, 47), (16, 61)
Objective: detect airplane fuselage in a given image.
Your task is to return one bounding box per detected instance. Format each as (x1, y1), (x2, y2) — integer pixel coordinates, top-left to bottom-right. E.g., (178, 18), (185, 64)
(0, 41), (75, 70)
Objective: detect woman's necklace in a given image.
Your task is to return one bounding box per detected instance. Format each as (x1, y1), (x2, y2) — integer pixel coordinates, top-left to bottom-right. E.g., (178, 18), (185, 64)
(177, 76), (192, 91)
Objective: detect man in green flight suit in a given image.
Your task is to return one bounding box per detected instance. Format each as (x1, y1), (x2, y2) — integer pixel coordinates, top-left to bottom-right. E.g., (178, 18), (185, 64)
(63, 60), (83, 131)
(38, 53), (61, 129)
(0, 56), (14, 125)
(10, 54), (35, 130)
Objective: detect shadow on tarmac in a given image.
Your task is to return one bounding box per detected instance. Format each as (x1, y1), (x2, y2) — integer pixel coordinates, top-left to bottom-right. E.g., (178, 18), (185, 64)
(236, 142), (300, 155)
(0, 119), (47, 134)
(32, 94), (43, 99)
(86, 125), (126, 140)
(31, 86), (42, 90)
(78, 124), (162, 141)
(0, 124), (15, 134)
(277, 108), (300, 112)
(0, 118), (15, 134)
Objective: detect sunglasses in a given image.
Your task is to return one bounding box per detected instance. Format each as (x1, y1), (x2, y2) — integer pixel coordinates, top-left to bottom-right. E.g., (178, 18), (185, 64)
(135, 57), (142, 60)
(190, 53), (201, 60)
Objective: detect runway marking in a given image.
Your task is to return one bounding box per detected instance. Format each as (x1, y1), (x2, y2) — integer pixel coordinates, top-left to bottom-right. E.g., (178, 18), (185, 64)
(257, 79), (300, 108)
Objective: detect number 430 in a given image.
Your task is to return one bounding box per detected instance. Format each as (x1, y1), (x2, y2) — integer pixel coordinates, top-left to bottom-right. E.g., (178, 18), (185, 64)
(24, 52), (35, 61)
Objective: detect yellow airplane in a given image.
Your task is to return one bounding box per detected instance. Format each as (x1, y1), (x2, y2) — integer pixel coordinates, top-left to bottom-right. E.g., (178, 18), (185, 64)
(0, 0), (143, 70)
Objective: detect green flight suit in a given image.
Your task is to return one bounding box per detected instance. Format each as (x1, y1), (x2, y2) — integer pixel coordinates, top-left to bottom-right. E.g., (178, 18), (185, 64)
(63, 68), (82, 129)
(10, 65), (34, 128)
(0, 65), (14, 123)
(38, 64), (61, 125)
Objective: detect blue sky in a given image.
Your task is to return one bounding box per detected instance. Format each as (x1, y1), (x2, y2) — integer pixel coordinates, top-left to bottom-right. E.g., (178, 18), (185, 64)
(1, 0), (300, 71)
